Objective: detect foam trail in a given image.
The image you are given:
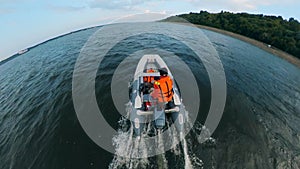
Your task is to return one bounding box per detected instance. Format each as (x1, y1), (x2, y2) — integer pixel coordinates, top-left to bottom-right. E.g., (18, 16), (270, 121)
(181, 112), (206, 169)
(138, 136), (149, 164)
(182, 138), (193, 169)
(157, 130), (168, 169)
(169, 121), (180, 156)
(109, 105), (210, 168)
(181, 111), (193, 169)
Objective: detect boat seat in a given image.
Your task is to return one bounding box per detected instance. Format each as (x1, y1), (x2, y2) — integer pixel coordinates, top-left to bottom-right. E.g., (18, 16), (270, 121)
(137, 110), (153, 115)
(165, 106), (180, 113)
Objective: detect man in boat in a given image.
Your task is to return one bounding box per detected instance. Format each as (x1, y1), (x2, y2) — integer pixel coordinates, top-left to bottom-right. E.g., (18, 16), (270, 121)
(151, 67), (175, 110)
(143, 68), (155, 83)
(140, 68), (155, 95)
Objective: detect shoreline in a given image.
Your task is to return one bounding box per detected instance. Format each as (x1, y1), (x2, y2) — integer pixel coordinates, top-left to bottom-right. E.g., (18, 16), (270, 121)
(195, 25), (300, 68)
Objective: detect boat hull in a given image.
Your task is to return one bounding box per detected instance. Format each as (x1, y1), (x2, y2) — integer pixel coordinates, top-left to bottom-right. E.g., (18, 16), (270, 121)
(128, 54), (185, 137)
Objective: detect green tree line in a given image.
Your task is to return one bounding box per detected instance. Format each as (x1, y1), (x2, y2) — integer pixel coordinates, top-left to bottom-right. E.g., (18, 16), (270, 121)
(174, 11), (300, 59)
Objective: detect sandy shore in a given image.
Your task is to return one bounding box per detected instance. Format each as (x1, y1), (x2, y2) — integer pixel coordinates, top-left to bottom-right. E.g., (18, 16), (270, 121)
(195, 25), (300, 68)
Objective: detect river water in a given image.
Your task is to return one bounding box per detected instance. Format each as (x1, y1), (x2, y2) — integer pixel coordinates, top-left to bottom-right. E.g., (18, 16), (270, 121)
(0, 22), (299, 169)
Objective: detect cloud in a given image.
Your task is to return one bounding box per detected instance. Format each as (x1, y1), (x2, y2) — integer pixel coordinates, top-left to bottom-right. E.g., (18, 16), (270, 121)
(88, 0), (147, 10)
(0, 0), (33, 14)
(47, 4), (86, 13)
(0, 0), (23, 3)
(0, 0), (35, 5)
(181, 0), (257, 11)
(112, 12), (168, 23)
(0, 7), (15, 14)
(182, 0), (299, 12)
(87, 0), (294, 13)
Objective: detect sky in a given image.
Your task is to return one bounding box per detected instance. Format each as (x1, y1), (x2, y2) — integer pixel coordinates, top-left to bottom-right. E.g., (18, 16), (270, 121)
(1, 0), (300, 61)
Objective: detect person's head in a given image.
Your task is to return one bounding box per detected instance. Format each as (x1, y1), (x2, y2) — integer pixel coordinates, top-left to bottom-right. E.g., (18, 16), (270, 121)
(159, 67), (168, 77)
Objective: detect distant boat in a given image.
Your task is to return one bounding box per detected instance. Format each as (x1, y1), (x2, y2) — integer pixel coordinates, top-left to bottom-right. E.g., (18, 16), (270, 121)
(18, 49), (28, 55)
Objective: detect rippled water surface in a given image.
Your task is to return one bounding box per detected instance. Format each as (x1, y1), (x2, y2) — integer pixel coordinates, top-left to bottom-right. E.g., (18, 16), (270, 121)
(0, 22), (299, 169)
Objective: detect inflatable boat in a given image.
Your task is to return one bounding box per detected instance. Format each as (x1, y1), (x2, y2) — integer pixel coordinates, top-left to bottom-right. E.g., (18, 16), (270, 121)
(128, 54), (186, 139)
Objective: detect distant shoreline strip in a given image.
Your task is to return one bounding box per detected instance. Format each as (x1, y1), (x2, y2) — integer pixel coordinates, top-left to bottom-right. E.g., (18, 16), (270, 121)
(196, 24), (300, 68)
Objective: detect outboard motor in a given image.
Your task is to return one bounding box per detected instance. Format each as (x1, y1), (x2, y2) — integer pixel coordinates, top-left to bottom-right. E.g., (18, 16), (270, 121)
(154, 105), (165, 129)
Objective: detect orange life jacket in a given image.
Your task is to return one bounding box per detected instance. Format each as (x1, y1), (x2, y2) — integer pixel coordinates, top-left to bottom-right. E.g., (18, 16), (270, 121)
(143, 69), (155, 83)
(152, 76), (173, 103)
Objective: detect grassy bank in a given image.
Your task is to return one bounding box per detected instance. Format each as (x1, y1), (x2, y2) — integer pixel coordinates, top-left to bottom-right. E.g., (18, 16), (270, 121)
(178, 11), (300, 59)
(162, 16), (300, 68)
(196, 24), (300, 68)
